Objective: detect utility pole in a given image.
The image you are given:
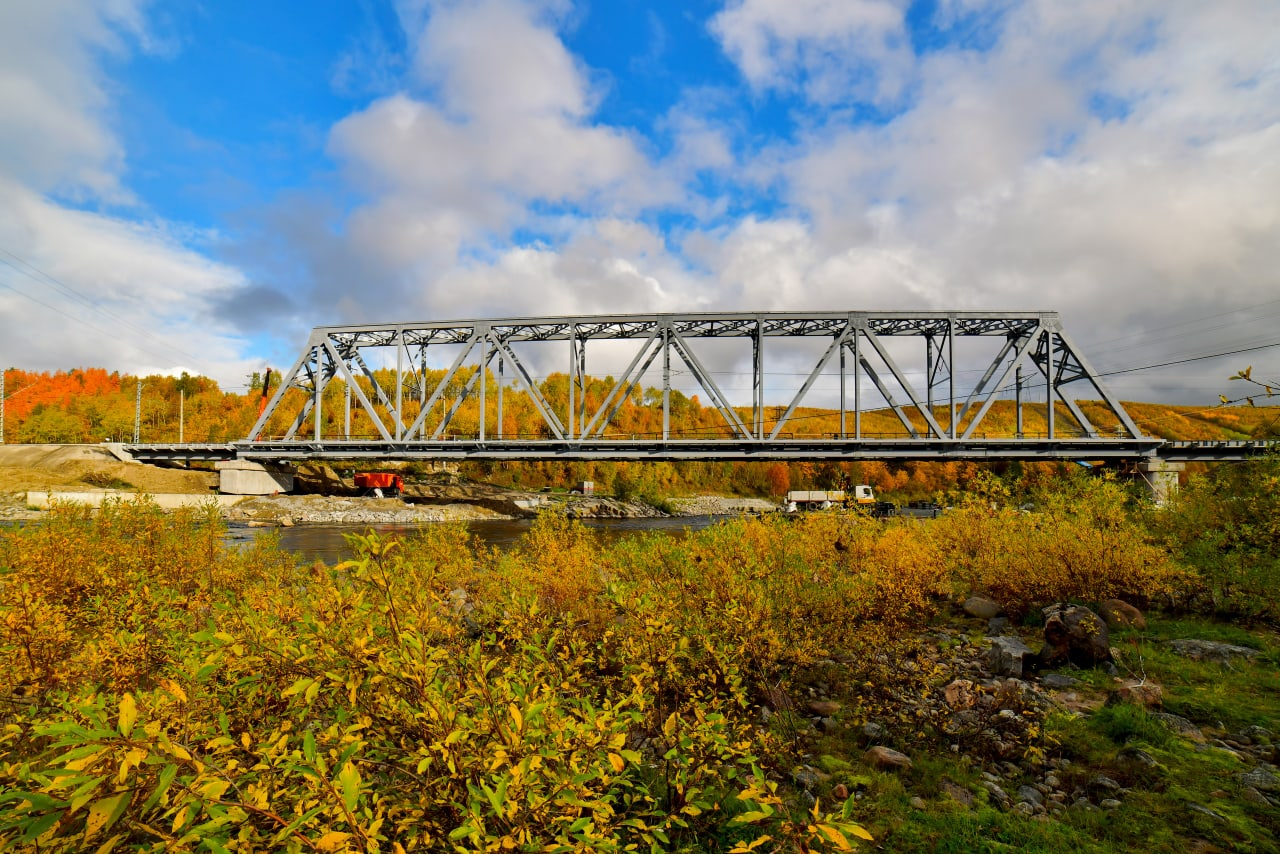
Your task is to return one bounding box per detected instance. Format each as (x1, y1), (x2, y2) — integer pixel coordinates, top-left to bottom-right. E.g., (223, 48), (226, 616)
(1, 369), (5, 444)
(179, 389), (184, 443)
(134, 379), (141, 443)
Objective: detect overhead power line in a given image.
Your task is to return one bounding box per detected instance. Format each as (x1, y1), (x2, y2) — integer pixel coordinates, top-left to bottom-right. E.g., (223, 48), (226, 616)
(0, 246), (213, 371)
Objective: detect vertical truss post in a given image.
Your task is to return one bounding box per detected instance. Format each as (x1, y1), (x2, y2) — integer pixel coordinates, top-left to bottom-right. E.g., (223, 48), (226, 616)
(395, 335), (403, 441)
(662, 323), (671, 441)
(497, 355), (504, 440)
(853, 325), (862, 440)
(839, 342), (846, 439)
(479, 330), (487, 442)
(747, 318), (757, 440)
(1047, 329), (1056, 440)
(948, 317), (956, 439)
(576, 332), (586, 437)
(313, 347), (323, 442)
(344, 382), (351, 439)
(568, 325), (576, 440)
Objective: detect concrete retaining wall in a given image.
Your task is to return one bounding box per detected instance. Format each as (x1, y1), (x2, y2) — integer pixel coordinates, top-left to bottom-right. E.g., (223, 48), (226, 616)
(26, 492), (248, 510)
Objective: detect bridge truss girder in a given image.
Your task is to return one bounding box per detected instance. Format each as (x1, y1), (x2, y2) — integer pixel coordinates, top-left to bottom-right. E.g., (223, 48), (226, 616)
(246, 311), (1145, 450)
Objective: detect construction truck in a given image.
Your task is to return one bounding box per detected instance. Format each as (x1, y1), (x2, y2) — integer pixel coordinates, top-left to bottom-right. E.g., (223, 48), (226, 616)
(783, 486), (943, 519)
(784, 485), (876, 512)
(354, 471), (404, 498)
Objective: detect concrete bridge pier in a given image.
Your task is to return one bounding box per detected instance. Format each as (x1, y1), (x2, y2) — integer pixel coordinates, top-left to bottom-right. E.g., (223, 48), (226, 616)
(216, 459), (295, 495)
(1138, 460), (1184, 506)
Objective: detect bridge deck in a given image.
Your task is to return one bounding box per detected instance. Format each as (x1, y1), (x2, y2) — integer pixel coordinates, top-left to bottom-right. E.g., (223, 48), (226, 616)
(120, 438), (1274, 463)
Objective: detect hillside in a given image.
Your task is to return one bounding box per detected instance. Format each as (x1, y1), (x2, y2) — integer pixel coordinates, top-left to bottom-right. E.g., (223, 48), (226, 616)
(1, 368), (1275, 500)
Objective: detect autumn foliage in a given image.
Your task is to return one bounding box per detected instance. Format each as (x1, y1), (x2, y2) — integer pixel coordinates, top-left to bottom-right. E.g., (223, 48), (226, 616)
(1, 468), (1235, 851)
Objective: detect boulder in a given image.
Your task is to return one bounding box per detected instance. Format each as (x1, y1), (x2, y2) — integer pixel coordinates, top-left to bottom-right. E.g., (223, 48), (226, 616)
(1152, 712), (1206, 743)
(1166, 639), (1260, 663)
(1238, 766), (1279, 793)
(943, 679), (978, 709)
(987, 636), (1037, 677)
(942, 781), (975, 807)
(1039, 603), (1112, 669)
(808, 700), (842, 717)
(1106, 680), (1163, 708)
(864, 745), (913, 771)
(1040, 673), (1079, 689)
(1099, 598), (1147, 630)
(963, 595), (1003, 620)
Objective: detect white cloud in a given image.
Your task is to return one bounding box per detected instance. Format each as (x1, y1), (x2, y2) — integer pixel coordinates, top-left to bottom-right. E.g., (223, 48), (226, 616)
(709, 0), (914, 105)
(324, 0), (688, 326)
(314, 0), (1280, 403)
(696, 0), (1280, 399)
(0, 0), (153, 200)
(0, 0), (259, 387)
(0, 178), (255, 385)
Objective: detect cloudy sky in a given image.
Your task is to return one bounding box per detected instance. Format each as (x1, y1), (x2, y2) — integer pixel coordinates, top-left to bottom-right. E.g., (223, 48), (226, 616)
(0, 0), (1277, 404)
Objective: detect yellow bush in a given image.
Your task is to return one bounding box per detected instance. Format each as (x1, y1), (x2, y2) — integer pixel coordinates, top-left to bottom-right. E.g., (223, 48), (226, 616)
(930, 474), (1187, 615)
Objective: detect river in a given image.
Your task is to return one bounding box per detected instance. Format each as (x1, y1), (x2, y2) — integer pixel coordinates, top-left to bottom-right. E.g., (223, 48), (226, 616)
(225, 515), (731, 564)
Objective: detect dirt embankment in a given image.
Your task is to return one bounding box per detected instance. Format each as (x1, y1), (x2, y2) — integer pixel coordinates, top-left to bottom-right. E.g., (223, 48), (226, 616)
(0, 444), (217, 495)
(0, 446), (775, 523)
(0, 444), (217, 519)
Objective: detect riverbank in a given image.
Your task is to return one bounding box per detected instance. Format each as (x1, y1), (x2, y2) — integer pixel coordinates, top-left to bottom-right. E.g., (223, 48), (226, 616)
(0, 444), (779, 522)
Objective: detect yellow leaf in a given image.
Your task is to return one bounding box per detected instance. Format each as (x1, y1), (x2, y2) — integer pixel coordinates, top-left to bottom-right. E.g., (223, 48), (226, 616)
(118, 694), (137, 737)
(509, 703), (523, 732)
(816, 824), (852, 850)
(85, 791), (131, 839)
(608, 753), (625, 773)
(852, 824), (874, 841)
(316, 831), (351, 852)
(95, 834), (126, 854)
(159, 679), (187, 703)
(199, 779), (230, 801)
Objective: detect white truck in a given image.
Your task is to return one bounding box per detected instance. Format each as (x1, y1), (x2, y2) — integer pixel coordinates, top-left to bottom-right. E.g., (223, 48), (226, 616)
(784, 485), (875, 512)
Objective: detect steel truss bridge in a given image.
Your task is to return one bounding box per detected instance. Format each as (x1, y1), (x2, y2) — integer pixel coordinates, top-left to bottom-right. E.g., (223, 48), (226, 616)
(125, 311), (1274, 463)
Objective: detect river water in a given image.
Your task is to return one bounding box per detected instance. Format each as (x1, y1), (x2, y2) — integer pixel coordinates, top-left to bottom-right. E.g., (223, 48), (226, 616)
(225, 515), (730, 564)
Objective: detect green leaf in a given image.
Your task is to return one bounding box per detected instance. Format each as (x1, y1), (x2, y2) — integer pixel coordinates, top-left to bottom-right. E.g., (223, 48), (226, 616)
(85, 791), (131, 839)
(141, 764), (179, 813)
(21, 810), (63, 842)
(302, 730), (316, 764)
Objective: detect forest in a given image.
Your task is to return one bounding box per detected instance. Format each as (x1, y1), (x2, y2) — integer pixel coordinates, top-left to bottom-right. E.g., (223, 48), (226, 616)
(3, 367), (1277, 501)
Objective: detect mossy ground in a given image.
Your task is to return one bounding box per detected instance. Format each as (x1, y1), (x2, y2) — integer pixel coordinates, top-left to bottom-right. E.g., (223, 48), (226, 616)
(805, 616), (1280, 853)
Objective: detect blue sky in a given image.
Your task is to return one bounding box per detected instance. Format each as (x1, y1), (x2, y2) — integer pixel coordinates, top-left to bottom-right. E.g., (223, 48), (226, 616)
(1, 0), (1278, 403)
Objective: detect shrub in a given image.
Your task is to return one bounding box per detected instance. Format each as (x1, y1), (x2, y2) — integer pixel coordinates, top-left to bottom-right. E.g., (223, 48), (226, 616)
(930, 473), (1186, 617)
(1150, 453), (1280, 622)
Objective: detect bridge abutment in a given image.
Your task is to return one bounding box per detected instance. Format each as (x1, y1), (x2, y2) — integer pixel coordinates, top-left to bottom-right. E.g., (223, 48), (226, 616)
(1137, 460), (1184, 506)
(216, 459), (295, 495)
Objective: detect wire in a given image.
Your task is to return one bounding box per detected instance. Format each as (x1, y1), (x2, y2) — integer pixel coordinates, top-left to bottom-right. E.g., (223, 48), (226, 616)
(0, 247), (213, 370)
(1095, 341), (1280, 378)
